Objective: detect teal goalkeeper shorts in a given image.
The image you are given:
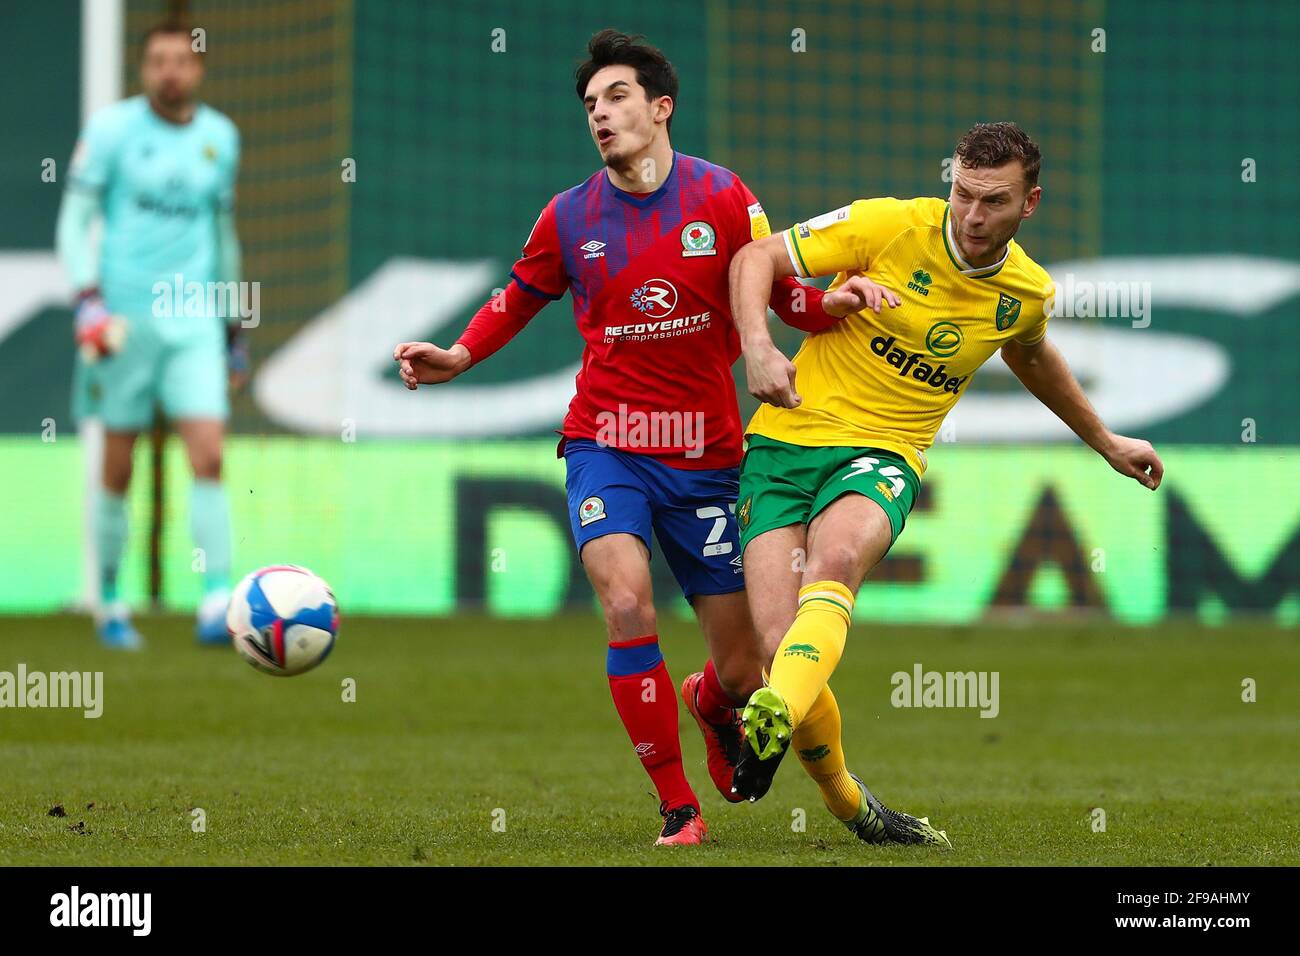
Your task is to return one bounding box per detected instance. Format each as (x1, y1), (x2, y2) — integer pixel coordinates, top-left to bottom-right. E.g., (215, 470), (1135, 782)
(77, 315), (229, 430)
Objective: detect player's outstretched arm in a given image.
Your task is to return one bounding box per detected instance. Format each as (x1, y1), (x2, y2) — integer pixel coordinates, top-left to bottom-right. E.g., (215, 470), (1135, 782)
(769, 278), (835, 332)
(1002, 336), (1164, 490)
(822, 274), (901, 317)
(392, 277), (554, 389)
(396, 199), (568, 391)
(769, 274), (899, 332)
(393, 341), (472, 389)
(735, 181), (840, 334)
(730, 235), (803, 408)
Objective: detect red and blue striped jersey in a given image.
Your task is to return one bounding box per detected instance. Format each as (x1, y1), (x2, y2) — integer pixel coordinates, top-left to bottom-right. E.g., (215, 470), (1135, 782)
(457, 152), (835, 469)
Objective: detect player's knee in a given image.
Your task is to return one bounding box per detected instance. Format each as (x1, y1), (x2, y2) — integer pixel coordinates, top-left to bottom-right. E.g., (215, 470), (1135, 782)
(716, 655), (762, 701)
(102, 461), (132, 495)
(805, 543), (863, 586)
(191, 450), (222, 481)
(600, 587), (655, 638)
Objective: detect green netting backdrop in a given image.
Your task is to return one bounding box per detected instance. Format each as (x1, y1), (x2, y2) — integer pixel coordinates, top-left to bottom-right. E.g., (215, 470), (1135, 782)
(0, 0), (1296, 617)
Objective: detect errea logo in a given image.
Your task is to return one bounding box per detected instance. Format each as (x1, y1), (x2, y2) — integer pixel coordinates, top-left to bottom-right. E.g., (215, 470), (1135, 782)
(908, 269), (933, 296)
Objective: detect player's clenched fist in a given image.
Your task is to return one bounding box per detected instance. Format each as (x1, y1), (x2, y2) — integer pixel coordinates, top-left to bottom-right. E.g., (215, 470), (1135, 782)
(392, 341), (472, 389)
(1104, 434), (1165, 490)
(743, 341), (801, 409)
(822, 274), (901, 317)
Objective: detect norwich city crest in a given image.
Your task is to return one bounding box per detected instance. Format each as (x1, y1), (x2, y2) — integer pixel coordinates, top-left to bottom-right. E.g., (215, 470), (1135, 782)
(996, 292), (1022, 331)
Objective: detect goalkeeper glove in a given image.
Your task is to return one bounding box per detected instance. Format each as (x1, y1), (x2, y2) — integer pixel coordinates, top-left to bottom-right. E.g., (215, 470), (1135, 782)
(226, 322), (250, 379)
(74, 289), (126, 363)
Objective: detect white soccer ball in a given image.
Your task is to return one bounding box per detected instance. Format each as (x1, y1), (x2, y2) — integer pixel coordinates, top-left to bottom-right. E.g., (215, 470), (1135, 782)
(226, 565), (340, 676)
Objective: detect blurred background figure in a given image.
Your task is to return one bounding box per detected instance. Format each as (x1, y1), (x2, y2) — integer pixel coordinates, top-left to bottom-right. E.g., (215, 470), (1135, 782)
(54, 17), (242, 647)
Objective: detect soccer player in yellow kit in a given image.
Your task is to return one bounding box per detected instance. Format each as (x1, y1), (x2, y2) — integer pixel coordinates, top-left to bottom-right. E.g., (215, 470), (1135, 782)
(726, 123), (1165, 838)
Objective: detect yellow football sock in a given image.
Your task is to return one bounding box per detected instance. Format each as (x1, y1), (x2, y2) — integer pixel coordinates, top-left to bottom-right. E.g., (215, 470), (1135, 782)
(767, 580), (855, 727)
(793, 684), (862, 821)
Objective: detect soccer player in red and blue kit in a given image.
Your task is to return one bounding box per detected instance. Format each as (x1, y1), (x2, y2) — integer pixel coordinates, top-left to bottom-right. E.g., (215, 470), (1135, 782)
(394, 31), (923, 846)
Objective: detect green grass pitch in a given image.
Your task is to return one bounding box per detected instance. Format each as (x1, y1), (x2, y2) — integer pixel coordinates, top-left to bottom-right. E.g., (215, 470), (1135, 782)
(1, 613), (1296, 866)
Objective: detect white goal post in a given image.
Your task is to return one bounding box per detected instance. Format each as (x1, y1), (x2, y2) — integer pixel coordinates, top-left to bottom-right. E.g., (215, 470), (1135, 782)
(77, 0), (123, 612)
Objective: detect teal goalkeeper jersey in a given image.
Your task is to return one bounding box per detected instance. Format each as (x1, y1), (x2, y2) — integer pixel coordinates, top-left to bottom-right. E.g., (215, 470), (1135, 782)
(68, 95), (240, 328)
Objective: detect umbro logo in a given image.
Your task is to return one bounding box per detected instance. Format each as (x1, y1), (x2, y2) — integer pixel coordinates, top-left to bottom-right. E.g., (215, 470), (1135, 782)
(580, 239), (606, 260)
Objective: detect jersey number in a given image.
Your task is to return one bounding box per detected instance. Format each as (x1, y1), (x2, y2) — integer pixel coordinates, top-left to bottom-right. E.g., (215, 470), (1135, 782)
(696, 505), (735, 557)
(842, 456), (905, 498)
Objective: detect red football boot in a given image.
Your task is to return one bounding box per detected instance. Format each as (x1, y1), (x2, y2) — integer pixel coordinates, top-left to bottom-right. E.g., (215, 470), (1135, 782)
(654, 802), (708, 846)
(681, 672), (745, 803)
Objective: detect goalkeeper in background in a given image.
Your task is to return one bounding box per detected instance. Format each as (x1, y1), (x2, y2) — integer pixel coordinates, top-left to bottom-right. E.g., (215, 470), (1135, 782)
(56, 21), (246, 648)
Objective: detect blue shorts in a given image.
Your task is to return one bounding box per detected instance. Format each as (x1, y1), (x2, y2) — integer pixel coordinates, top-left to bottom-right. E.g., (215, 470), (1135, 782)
(563, 439), (744, 600)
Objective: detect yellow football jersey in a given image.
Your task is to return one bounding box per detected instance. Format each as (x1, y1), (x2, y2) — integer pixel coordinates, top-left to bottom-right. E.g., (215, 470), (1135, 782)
(747, 197), (1055, 477)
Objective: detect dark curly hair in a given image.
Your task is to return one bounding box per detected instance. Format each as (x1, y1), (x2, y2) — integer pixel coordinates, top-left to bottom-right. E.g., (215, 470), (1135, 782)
(575, 30), (678, 133)
(954, 122), (1042, 188)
